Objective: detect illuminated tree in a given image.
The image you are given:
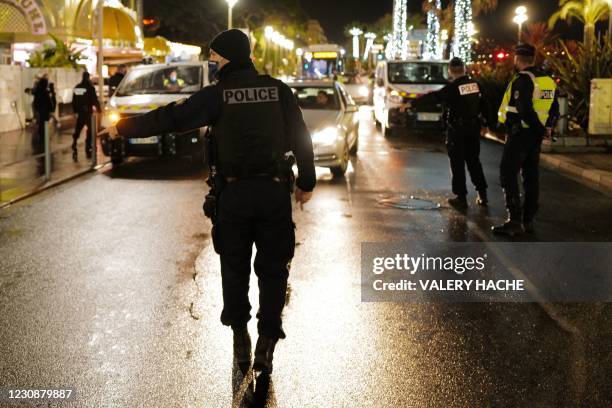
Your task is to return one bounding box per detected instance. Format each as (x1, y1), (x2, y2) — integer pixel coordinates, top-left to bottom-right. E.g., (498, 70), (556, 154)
(388, 0), (408, 59)
(424, 0), (442, 60)
(452, 0), (473, 63)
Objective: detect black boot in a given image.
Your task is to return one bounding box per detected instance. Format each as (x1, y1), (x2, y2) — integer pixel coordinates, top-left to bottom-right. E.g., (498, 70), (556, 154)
(253, 336), (277, 374)
(232, 326), (252, 364)
(448, 195), (468, 210)
(476, 190), (488, 206)
(492, 193), (523, 236)
(72, 141), (78, 162)
(492, 220), (524, 236)
(523, 220), (535, 234)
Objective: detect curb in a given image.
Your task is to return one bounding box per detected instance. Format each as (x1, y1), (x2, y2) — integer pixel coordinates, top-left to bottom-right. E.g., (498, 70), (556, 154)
(0, 161), (110, 210)
(482, 133), (612, 196)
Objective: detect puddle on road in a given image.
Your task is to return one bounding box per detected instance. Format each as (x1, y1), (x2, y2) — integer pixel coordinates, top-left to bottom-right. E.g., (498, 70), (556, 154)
(377, 194), (441, 210)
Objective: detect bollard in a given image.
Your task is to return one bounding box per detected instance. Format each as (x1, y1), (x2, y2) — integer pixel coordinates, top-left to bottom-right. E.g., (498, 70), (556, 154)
(91, 114), (98, 168)
(556, 96), (569, 137)
(44, 120), (51, 181)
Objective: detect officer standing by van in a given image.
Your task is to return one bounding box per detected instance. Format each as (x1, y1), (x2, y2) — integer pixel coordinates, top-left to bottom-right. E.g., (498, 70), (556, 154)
(99, 29), (316, 374)
(408, 57), (490, 209)
(71, 71), (100, 161)
(493, 44), (558, 236)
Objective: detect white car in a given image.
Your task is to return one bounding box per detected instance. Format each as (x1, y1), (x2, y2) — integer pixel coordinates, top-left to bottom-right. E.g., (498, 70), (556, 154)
(341, 73), (371, 105)
(373, 60), (449, 137)
(287, 80), (359, 178)
(100, 62), (211, 165)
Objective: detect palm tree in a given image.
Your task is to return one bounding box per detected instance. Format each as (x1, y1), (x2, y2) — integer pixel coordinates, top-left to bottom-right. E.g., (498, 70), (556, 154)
(472, 0), (498, 16)
(522, 22), (558, 63)
(548, 0), (610, 45)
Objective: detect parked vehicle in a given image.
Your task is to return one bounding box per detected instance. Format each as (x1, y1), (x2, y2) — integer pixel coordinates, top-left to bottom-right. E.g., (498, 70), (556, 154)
(100, 62), (210, 165)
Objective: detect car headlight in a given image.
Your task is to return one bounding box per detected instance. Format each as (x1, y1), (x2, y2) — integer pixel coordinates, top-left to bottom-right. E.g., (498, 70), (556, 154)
(105, 111), (121, 125)
(312, 127), (340, 146)
(388, 90), (404, 104)
(358, 86), (369, 97)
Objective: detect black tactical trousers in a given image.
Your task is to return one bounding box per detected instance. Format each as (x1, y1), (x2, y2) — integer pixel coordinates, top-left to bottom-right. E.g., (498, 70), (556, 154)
(499, 130), (542, 222)
(446, 126), (488, 196)
(72, 113), (93, 155)
(212, 178), (295, 340)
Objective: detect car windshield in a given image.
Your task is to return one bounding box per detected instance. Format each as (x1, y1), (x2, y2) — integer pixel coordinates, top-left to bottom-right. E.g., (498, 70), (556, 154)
(115, 66), (202, 96)
(291, 86), (340, 110)
(388, 62), (449, 84)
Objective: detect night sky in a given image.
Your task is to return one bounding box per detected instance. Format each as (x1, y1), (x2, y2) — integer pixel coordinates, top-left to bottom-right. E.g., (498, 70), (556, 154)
(301, 0), (581, 45)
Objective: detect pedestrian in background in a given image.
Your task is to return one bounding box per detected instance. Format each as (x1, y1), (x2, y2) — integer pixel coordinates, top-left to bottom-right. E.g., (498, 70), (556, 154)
(408, 57), (490, 209)
(99, 29), (316, 375)
(71, 72), (100, 161)
(32, 75), (54, 146)
(493, 44), (559, 236)
(109, 64), (127, 96)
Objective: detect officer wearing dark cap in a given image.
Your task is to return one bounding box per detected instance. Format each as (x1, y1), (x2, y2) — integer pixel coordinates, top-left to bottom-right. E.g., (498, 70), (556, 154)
(493, 43), (559, 236)
(408, 57), (490, 209)
(99, 29), (316, 374)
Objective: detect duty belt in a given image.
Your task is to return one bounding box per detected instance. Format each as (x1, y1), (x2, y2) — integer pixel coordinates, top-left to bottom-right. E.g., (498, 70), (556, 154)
(225, 174), (285, 183)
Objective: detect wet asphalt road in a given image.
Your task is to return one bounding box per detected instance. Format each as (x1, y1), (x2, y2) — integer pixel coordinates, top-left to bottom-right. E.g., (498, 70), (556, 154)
(1, 108), (611, 407)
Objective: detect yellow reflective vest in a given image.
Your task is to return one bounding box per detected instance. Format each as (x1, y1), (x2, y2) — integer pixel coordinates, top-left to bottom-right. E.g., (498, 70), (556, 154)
(498, 71), (556, 128)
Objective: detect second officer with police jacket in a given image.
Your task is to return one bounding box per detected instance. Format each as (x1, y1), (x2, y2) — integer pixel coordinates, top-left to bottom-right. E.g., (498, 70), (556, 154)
(99, 29), (316, 374)
(408, 57), (490, 209)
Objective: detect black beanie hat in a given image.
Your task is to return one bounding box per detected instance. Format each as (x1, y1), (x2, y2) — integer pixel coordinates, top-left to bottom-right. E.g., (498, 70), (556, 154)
(449, 57), (465, 68)
(210, 29), (252, 62)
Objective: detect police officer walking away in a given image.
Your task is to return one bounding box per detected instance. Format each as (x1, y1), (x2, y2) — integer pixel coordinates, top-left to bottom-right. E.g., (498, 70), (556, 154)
(71, 72), (100, 161)
(99, 29), (316, 374)
(493, 44), (558, 236)
(408, 57), (490, 209)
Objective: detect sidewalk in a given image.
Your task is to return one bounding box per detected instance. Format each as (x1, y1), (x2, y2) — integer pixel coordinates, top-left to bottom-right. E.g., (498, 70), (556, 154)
(484, 132), (612, 196)
(0, 123), (106, 206)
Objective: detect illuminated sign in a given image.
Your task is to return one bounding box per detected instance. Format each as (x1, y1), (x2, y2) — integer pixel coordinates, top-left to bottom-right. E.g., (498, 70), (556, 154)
(1, 0), (47, 35)
(312, 51), (338, 59)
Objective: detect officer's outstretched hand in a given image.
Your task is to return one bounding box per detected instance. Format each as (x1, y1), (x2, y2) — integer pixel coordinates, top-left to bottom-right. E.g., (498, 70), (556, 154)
(98, 126), (120, 140)
(295, 188), (313, 211)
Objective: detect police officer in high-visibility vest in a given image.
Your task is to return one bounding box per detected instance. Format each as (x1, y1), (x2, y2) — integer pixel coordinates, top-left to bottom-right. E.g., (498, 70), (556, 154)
(408, 57), (490, 209)
(99, 29), (316, 374)
(493, 44), (559, 236)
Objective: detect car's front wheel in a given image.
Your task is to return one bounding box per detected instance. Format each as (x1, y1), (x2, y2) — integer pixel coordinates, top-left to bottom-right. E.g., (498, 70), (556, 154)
(330, 141), (349, 178)
(111, 154), (123, 166)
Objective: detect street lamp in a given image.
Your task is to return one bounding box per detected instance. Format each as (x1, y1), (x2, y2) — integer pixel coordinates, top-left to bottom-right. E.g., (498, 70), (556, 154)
(226, 0), (238, 29)
(349, 27), (363, 59)
(513, 6), (528, 43)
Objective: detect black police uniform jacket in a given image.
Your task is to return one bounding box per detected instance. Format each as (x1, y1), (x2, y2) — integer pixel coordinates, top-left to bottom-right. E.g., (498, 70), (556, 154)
(72, 80), (101, 116)
(117, 61), (316, 192)
(411, 75), (491, 128)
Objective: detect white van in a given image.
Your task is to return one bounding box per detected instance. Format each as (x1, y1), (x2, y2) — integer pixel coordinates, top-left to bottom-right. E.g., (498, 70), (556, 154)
(373, 60), (449, 137)
(100, 62), (211, 165)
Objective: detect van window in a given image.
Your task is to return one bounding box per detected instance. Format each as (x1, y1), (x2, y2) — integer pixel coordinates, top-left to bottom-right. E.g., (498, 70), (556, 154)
(387, 62), (449, 84)
(116, 65), (203, 96)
